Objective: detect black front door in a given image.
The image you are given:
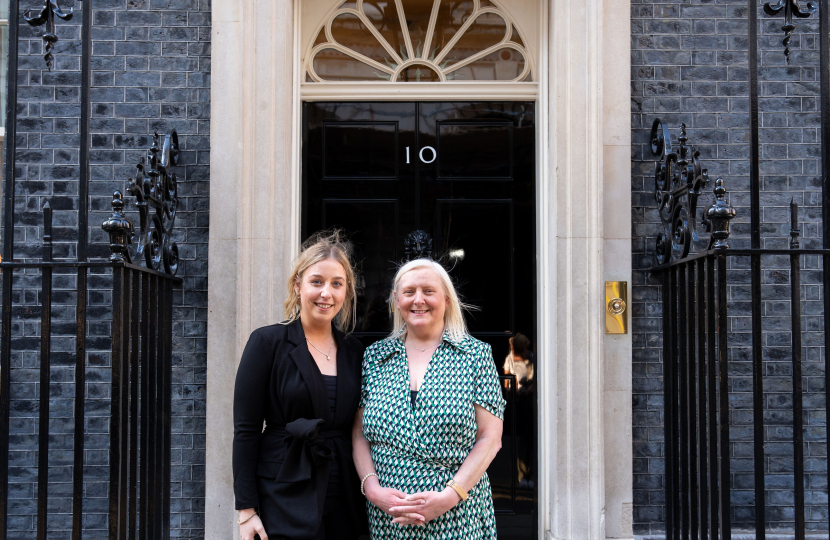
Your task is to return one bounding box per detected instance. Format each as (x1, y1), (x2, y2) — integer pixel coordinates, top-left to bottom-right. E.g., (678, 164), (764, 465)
(303, 102), (537, 538)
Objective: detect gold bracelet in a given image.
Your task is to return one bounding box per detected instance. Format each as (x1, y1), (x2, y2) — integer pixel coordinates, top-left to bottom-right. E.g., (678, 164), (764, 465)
(360, 472), (378, 496)
(446, 478), (468, 501)
(237, 510), (257, 525)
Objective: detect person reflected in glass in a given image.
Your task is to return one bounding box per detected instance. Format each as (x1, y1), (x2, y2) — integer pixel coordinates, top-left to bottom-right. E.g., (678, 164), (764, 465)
(353, 258), (506, 538)
(233, 231), (366, 540)
(503, 333), (535, 490)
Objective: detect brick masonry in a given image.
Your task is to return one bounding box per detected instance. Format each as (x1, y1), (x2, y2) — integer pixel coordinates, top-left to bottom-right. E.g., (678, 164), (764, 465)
(633, 0), (828, 536)
(4, 0), (209, 536)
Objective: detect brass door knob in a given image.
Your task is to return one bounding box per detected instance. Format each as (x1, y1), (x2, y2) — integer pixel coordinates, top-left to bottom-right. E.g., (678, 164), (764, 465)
(608, 297), (626, 315)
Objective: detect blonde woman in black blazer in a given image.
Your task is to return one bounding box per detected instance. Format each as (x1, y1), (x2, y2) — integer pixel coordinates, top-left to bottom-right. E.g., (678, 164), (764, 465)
(233, 232), (366, 540)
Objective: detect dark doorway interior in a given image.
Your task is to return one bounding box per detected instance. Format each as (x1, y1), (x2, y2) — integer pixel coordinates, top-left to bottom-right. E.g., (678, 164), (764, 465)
(303, 101), (537, 538)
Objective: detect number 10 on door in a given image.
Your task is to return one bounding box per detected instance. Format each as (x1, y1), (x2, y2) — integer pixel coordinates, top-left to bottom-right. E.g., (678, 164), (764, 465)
(406, 146), (437, 164)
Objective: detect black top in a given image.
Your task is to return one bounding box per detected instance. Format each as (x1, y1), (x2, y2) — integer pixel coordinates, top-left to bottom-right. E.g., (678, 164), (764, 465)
(322, 374), (337, 412)
(232, 318), (365, 538)
(411, 390), (418, 406)
(321, 374), (339, 497)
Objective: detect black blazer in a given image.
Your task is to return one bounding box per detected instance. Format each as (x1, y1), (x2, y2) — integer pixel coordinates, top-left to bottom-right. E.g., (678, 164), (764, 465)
(232, 318), (365, 539)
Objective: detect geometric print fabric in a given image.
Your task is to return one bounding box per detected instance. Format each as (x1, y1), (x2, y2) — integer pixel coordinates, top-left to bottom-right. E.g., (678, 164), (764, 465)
(360, 332), (507, 539)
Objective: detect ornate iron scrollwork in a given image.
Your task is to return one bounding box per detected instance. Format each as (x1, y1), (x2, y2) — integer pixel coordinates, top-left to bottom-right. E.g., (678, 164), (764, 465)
(103, 130), (180, 275)
(404, 230), (433, 260)
(764, 0), (817, 63)
(651, 119), (736, 265)
(24, 0), (73, 70)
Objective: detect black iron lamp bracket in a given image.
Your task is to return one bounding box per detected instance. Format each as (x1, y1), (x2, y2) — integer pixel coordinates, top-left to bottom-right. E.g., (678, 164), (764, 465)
(103, 130), (181, 275)
(651, 119), (736, 265)
(764, 0), (817, 63)
(23, 0), (73, 70)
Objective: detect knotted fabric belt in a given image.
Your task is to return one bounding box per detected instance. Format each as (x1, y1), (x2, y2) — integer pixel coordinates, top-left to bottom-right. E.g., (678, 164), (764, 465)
(261, 418), (350, 539)
(264, 418), (348, 483)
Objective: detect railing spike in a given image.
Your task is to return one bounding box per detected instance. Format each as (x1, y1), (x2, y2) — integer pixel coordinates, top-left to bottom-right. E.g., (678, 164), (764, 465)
(42, 200), (52, 262)
(790, 198), (801, 249)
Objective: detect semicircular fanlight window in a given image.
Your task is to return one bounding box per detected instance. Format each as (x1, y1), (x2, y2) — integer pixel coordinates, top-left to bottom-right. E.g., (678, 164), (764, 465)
(307, 0), (532, 83)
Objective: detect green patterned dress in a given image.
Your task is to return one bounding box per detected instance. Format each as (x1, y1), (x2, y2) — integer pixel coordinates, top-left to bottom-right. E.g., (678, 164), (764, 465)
(360, 332), (506, 539)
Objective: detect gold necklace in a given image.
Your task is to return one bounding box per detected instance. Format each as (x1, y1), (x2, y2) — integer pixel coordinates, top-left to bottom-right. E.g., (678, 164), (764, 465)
(306, 337), (334, 361)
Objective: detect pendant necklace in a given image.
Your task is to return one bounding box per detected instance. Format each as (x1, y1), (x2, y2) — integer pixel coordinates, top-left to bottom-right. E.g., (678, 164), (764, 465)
(306, 337), (334, 361)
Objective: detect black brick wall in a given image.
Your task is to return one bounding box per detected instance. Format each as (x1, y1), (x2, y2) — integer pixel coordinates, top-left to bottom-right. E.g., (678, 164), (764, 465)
(4, 0), (209, 535)
(633, 0), (828, 536)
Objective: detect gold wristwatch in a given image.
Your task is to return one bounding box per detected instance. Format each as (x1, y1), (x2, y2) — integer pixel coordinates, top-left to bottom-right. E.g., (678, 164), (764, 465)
(446, 478), (469, 501)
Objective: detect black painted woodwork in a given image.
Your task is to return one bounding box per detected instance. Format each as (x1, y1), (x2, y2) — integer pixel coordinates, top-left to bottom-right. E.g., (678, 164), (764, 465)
(303, 101), (537, 538)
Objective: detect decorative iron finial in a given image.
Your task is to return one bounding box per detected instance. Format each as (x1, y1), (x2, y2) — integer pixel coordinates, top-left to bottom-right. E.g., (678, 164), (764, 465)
(764, 0), (817, 63)
(702, 179), (737, 250)
(110, 129), (181, 274)
(42, 201), (52, 262)
(651, 118), (713, 264)
(790, 198), (800, 249)
(404, 230), (433, 260)
(102, 191), (135, 263)
(24, 0), (74, 70)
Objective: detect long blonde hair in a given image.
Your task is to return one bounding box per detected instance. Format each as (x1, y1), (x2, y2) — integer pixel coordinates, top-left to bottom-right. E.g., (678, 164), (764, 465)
(283, 230), (357, 333)
(388, 258), (469, 341)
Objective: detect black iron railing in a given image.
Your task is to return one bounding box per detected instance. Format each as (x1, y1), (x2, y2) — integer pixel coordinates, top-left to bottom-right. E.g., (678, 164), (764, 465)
(0, 259), (176, 540)
(0, 129), (182, 539)
(653, 245), (829, 540)
(650, 1), (830, 538)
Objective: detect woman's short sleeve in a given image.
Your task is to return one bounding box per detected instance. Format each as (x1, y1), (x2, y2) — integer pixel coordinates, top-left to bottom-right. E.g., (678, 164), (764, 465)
(474, 344), (507, 420)
(359, 351), (374, 408)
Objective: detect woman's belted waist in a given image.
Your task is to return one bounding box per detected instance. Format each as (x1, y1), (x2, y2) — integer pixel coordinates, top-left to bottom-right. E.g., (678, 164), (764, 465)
(263, 421), (350, 441)
(264, 418), (346, 483)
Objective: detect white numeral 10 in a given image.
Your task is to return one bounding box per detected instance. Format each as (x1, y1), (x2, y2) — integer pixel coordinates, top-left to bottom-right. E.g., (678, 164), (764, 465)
(405, 146), (437, 164)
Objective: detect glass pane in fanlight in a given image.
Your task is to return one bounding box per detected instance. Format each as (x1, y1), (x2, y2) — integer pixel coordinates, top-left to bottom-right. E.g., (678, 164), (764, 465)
(339, 0), (358, 8)
(0, 0), (8, 20)
(446, 47), (524, 81)
(362, 1), (408, 61)
(428, 0), (475, 62)
(397, 64), (441, 82)
(510, 25), (524, 47)
(313, 27), (327, 47)
(440, 11), (505, 67)
(331, 12), (397, 67)
(400, 0), (435, 58)
(313, 48), (392, 81)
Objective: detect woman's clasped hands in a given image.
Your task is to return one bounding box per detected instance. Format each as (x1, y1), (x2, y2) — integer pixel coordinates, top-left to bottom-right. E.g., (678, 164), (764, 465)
(385, 487), (462, 527)
(365, 483), (427, 527)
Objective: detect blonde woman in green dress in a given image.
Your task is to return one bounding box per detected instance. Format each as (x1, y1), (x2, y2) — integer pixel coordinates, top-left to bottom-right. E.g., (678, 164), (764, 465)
(352, 259), (506, 539)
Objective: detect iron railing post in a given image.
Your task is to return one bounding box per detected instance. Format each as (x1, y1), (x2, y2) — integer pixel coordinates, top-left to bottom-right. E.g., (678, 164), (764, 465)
(36, 204), (53, 540)
(716, 253), (731, 540)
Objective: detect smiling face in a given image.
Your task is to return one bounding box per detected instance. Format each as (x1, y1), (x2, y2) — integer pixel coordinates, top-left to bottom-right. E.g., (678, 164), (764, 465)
(295, 259), (348, 328)
(394, 267), (449, 336)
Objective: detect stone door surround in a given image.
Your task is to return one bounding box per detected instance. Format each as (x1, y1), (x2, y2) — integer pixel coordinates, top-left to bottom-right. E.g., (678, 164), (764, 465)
(206, 1), (632, 539)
